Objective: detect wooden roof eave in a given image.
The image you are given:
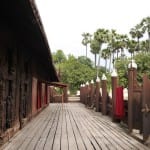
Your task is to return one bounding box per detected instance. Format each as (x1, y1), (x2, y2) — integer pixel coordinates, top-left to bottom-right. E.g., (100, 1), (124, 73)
(0, 0), (59, 82)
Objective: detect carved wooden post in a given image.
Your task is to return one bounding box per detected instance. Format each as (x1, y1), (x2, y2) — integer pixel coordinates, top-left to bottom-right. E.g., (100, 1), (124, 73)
(80, 84), (83, 103)
(128, 60), (137, 132)
(89, 80), (94, 107)
(63, 86), (68, 103)
(85, 81), (89, 106)
(111, 69), (118, 121)
(95, 77), (100, 112)
(90, 80), (94, 106)
(82, 84), (85, 104)
(101, 74), (107, 115)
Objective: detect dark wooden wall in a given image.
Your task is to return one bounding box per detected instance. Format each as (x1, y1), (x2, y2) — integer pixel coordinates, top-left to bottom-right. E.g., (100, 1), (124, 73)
(0, 23), (53, 145)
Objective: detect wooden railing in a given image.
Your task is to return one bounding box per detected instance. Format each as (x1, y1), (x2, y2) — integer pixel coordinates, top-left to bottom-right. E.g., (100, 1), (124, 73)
(80, 67), (150, 144)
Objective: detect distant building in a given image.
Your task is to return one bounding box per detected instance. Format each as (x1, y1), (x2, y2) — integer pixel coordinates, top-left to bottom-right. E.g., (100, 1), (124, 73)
(0, 0), (58, 145)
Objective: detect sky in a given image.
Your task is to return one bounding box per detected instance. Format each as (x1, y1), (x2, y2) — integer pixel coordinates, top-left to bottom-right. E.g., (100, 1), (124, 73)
(35, 0), (150, 62)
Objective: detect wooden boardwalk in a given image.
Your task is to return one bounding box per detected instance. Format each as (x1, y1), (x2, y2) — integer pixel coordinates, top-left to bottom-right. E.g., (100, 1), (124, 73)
(1, 103), (149, 150)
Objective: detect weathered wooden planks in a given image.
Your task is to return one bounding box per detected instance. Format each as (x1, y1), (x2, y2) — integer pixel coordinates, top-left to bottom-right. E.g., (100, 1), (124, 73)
(1, 103), (149, 150)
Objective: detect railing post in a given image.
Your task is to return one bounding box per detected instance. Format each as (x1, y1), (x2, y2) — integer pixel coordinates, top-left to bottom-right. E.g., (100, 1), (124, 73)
(82, 84), (85, 104)
(111, 69), (118, 121)
(80, 85), (82, 103)
(101, 74), (107, 115)
(95, 77), (100, 112)
(128, 60), (137, 132)
(89, 80), (94, 107)
(85, 81), (89, 107)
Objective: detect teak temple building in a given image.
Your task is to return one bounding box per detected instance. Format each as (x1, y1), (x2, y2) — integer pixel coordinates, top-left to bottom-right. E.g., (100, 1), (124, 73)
(0, 0), (58, 144)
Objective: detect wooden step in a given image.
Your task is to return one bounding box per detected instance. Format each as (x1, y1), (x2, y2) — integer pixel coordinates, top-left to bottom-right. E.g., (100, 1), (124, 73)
(68, 96), (80, 102)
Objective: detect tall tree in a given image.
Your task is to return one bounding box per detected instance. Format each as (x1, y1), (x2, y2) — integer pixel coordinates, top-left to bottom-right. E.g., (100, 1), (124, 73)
(115, 34), (128, 59)
(90, 39), (100, 67)
(81, 32), (92, 58)
(140, 17), (150, 52)
(93, 28), (110, 76)
(140, 40), (149, 53)
(61, 56), (95, 93)
(52, 50), (67, 79)
(77, 56), (93, 68)
(52, 49), (67, 64)
(107, 29), (118, 70)
(101, 48), (110, 72)
(129, 23), (144, 53)
(127, 39), (138, 58)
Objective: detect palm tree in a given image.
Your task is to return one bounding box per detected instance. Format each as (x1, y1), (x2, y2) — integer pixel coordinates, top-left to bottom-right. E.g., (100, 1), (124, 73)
(140, 40), (149, 53)
(129, 23), (144, 53)
(90, 39), (100, 67)
(107, 29), (118, 70)
(127, 39), (138, 58)
(81, 32), (92, 58)
(94, 28), (110, 76)
(115, 34), (128, 59)
(140, 17), (150, 52)
(101, 48), (110, 72)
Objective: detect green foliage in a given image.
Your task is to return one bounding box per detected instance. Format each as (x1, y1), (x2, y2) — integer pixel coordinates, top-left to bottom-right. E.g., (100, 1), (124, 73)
(51, 16), (150, 94)
(114, 53), (150, 88)
(52, 50), (67, 64)
(94, 28), (109, 45)
(134, 53), (150, 82)
(77, 56), (94, 68)
(115, 58), (129, 87)
(81, 32), (92, 58)
(61, 56), (96, 94)
(81, 32), (92, 46)
(90, 39), (100, 54)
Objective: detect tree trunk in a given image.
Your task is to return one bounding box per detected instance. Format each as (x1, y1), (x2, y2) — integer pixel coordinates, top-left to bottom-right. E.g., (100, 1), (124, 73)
(121, 48), (124, 58)
(112, 52), (115, 68)
(86, 44), (87, 58)
(137, 38), (140, 52)
(97, 49), (101, 77)
(117, 50), (119, 59)
(109, 55), (112, 72)
(94, 54), (97, 68)
(105, 59), (107, 73)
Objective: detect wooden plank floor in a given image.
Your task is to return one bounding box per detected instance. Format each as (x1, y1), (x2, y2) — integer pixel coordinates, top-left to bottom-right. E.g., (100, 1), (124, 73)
(1, 103), (149, 150)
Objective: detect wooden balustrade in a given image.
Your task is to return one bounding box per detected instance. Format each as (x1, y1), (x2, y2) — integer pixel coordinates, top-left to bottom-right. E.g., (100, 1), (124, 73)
(80, 67), (150, 143)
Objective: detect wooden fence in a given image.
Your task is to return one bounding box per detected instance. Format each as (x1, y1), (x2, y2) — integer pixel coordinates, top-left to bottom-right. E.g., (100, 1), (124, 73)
(80, 66), (150, 144)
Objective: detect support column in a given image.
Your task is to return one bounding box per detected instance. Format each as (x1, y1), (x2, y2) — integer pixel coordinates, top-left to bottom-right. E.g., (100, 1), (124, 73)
(82, 84), (85, 104)
(85, 81), (89, 106)
(111, 69), (118, 121)
(63, 87), (68, 103)
(128, 60), (137, 132)
(80, 84), (83, 103)
(101, 74), (107, 115)
(89, 80), (94, 107)
(95, 77), (100, 112)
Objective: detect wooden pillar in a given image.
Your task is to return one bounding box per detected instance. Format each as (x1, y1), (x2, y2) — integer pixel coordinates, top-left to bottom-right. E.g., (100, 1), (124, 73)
(128, 60), (137, 132)
(111, 69), (118, 121)
(85, 82), (89, 106)
(101, 74), (107, 115)
(89, 80), (94, 107)
(80, 85), (83, 103)
(63, 86), (68, 103)
(82, 84), (86, 104)
(95, 77), (100, 112)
